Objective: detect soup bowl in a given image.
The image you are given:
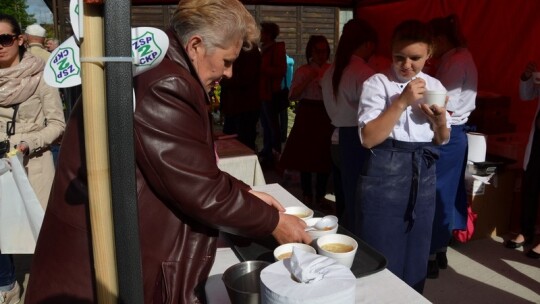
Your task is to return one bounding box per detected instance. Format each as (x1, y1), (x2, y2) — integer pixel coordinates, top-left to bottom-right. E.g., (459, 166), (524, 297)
(284, 206), (314, 220)
(273, 243), (317, 261)
(316, 233), (358, 268)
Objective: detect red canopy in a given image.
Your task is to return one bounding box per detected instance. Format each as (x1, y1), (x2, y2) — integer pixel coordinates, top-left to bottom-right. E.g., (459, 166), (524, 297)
(356, 0), (540, 135)
(131, 0), (358, 6)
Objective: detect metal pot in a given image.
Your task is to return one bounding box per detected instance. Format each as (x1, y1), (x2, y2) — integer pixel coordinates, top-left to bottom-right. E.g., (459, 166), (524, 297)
(222, 260), (270, 304)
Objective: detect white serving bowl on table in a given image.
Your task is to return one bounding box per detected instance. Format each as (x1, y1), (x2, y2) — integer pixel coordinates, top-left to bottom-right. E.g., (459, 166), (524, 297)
(273, 243), (317, 261)
(284, 206), (314, 220)
(316, 233), (358, 268)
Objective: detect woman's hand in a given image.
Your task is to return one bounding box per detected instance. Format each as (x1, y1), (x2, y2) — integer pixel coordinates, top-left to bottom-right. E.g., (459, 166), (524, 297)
(272, 213), (312, 245)
(420, 103), (447, 127)
(248, 190), (311, 244)
(419, 96), (450, 145)
(16, 141), (29, 154)
(400, 78), (426, 107)
(249, 190), (285, 212)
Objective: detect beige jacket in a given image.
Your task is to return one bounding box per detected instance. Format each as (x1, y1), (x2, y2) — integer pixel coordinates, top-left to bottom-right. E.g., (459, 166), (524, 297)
(0, 77), (65, 208)
(27, 43), (51, 63)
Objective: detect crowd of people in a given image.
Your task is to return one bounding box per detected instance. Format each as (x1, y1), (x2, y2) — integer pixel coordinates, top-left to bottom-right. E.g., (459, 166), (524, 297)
(1, 0), (539, 302)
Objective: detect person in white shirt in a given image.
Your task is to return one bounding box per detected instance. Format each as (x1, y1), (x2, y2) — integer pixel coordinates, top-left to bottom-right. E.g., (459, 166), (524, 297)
(320, 19), (377, 232)
(427, 14), (478, 278)
(356, 20), (450, 293)
(505, 61), (540, 259)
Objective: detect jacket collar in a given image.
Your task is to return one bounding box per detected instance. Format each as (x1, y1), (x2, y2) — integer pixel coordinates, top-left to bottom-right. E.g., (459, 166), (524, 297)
(165, 28), (209, 101)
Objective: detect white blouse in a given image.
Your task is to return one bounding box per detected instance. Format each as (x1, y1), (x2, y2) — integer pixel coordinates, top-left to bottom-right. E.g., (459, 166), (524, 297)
(358, 70), (450, 143)
(321, 56), (376, 128)
(436, 48), (478, 125)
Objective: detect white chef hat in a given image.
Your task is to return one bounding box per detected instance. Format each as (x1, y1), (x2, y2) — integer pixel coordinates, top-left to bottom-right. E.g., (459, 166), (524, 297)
(25, 24), (46, 37)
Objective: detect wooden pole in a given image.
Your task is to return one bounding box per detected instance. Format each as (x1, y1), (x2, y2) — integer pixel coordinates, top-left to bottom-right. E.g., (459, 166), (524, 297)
(80, 2), (118, 303)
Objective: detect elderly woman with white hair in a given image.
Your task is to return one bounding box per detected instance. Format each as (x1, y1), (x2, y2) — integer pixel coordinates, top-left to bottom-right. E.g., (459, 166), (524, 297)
(25, 1), (311, 303)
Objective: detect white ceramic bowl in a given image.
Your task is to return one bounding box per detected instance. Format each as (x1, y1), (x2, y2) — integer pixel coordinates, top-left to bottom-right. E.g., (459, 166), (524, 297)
(316, 234), (358, 268)
(304, 217), (338, 240)
(284, 206), (314, 220)
(273, 243), (317, 261)
(424, 90), (447, 107)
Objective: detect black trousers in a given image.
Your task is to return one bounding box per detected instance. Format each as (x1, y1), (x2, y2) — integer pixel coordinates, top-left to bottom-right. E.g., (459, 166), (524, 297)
(520, 128), (540, 239)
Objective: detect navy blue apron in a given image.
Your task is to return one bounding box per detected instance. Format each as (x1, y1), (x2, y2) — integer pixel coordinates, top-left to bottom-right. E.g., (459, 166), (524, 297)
(356, 138), (439, 293)
(338, 126), (369, 233)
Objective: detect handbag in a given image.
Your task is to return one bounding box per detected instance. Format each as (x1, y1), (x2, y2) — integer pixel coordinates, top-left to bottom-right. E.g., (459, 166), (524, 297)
(0, 152), (45, 254)
(452, 203), (477, 243)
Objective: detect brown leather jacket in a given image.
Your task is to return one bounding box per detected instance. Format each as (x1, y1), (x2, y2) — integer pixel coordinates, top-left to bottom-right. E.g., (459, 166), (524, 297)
(25, 28), (279, 304)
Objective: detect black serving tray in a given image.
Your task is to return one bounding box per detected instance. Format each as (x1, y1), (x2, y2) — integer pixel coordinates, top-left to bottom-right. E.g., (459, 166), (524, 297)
(223, 212), (387, 278)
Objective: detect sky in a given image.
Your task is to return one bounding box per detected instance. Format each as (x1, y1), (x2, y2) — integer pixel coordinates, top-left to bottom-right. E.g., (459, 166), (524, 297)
(26, 0), (53, 24)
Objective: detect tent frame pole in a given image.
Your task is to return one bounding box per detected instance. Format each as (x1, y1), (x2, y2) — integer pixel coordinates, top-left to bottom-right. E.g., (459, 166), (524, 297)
(104, 0), (145, 303)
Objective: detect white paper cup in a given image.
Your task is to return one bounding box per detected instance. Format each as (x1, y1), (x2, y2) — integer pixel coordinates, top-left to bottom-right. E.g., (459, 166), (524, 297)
(273, 243), (316, 261)
(533, 72), (540, 84)
(304, 217), (338, 240)
(424, 90), (447, 107)
(284, 206), (314, 220)
(316, 234), (358, 268)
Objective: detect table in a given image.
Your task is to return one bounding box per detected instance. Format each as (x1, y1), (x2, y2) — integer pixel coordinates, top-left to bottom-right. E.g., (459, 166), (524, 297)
(205, 183), (431, 304)
(215, 137), (265, 186)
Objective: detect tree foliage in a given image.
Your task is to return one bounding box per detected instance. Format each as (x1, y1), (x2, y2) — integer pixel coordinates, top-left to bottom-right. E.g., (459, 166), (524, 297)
(0, 0), (37, 29)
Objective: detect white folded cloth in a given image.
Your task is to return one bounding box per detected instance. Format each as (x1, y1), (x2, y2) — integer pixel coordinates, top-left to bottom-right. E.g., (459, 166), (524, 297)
(284, 247), (336, 284)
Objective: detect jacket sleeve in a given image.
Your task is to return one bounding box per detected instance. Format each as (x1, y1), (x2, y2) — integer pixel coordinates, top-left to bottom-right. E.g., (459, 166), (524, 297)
(134, 72), (279, 238)
(19, 78), (66, 154)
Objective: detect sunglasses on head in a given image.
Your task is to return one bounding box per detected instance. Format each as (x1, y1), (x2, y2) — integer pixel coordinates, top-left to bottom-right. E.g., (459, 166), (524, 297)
(0, 34), (17, 47)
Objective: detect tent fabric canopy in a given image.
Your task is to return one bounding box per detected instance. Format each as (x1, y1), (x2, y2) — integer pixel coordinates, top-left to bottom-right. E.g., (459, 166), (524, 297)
(131, 0), (358, 6)
(130, 0), (403, 5)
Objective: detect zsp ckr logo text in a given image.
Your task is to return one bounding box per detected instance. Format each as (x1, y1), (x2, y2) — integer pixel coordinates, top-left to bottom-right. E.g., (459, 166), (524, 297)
(50, 47), (80, 84)
(132, 31), (163, 66)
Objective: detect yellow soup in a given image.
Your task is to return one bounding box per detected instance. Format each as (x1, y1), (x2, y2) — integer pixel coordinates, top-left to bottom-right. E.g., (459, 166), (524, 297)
(277, 252), (292, 260)
(321, 243), (353, 253)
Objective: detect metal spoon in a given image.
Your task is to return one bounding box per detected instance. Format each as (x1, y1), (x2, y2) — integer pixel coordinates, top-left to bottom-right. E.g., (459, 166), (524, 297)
(305, 215), (338, 231)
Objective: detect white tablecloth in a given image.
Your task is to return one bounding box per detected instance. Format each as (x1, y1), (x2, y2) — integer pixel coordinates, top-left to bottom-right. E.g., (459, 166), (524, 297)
(206, 183), (431, 304)
(218, 154), (265, 186)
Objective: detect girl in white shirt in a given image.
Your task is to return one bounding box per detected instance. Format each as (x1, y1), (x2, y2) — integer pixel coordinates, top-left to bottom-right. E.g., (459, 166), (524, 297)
(356, 20), (450, 293)
(320, 19), (378, 233)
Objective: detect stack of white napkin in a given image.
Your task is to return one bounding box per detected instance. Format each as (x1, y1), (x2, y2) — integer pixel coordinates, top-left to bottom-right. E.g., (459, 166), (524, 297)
(260, 247), (356, 304)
